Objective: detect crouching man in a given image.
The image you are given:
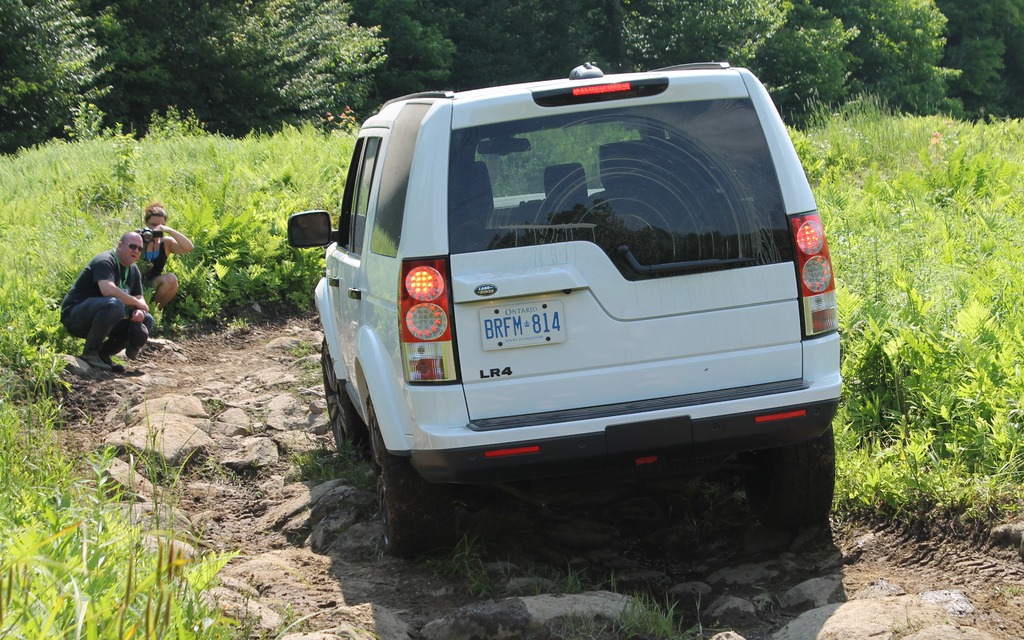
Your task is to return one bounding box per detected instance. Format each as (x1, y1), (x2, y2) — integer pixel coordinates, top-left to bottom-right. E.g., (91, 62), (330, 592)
(61, 231), (155, 372)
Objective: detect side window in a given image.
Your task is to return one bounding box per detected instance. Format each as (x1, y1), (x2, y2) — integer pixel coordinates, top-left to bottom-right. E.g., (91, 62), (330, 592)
(349, 137), (381, 255)
(371, 102), (431, 257)
(337, 138), (364, 250)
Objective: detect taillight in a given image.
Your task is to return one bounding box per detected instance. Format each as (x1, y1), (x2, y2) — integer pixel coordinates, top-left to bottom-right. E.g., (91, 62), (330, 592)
(400, 259), (458, 382)
(791, 213), (838, 337)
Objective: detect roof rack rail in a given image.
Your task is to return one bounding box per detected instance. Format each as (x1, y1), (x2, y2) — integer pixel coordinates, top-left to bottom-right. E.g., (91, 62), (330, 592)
(379, 90), (455, 111)
(652, 62), (731, 72)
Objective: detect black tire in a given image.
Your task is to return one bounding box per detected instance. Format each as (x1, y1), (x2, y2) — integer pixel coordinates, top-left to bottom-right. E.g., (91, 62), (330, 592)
(743, 426), (836, 529)
(320, 341), (368, 451)
(368, 403), (456, 557)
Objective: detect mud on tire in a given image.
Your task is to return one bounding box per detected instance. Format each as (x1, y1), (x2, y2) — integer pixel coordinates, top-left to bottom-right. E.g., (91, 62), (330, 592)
(743, 426), (836, 529)
(368, 403), (455, 557)
(320, 340), (368, 451)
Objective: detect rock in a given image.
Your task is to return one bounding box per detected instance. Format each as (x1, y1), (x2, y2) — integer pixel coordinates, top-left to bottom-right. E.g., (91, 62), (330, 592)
(308, 511), (359, 551)
(104, 418), (214, 466)
(706, 595), (758, 626)
(420, 591), (631, 640)
(903, 626), (999, 639)
(128, 394), (208, 421)
(271, 429), (320, 453)
(206, 586), (283, 634)
(778, 574), (845, 609)
(920, 590), (976, 617)
(281, 603), (410, 640)
(101, 456), (155, 500)
(61, 354), (90, 377)
(266, 336), (305, 352)
(854, 578), (908, 599)
(989, 521), (1024, 560)
(221, 436), (279, 470)
(771, 596), (983, 640)
(706, 562), (779, 586)
(212, 407), (252, 436)
(250, 367), (299, 388)
(668, 580), (713, 601)
(266, 394), (312, 431)
(141, 534), (197, 560)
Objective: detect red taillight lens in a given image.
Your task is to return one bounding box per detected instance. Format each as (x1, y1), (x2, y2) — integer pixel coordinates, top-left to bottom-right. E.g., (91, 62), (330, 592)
(795, 219), (826, 255)
(790, 213), (838, 337)
(405, 302), (448, 340)
(405, 266), (445, 301)
(400, 259), (458, 382)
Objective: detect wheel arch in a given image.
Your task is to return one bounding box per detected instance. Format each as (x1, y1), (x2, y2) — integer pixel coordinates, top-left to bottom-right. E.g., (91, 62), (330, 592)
(354, 326), (414, 454)
(314, 277), (348, 381)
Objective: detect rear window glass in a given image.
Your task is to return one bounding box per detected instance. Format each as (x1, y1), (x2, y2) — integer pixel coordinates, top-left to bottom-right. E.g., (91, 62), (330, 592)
(447, 99), (792, 279)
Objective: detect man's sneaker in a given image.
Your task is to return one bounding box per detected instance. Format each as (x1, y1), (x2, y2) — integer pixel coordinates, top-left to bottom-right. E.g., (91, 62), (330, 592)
(81, 351), (112, 371)
(99, 353), (126, 374)
(125, 344), (143, 360)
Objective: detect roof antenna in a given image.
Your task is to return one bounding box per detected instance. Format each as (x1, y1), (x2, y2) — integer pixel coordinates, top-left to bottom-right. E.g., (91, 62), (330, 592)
(570, 62), (604, 80)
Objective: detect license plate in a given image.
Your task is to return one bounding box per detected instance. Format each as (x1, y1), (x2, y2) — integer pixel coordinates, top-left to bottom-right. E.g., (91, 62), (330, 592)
(480, 301), (565, 350)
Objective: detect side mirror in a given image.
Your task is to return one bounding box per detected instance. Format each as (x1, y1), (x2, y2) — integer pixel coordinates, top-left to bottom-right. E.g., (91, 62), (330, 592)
(287, 210), (334, 247)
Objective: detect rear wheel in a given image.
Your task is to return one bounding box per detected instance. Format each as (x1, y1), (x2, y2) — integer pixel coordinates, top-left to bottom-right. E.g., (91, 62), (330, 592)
(320, 341), (367, 451)
(743, 426), (835, 529)
(367, 402), (455, 557)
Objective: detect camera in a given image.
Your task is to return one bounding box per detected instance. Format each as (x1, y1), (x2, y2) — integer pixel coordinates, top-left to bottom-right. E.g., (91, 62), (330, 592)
(138, 228), (164, 243)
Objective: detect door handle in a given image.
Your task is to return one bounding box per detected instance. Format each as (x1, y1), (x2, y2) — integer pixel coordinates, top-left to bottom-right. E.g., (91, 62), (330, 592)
(328, 277), (340, 287)
(348, 288), (362, 300)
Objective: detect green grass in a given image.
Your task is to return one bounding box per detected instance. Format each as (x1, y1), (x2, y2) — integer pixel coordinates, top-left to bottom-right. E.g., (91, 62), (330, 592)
(0, 399), (235, 637)
(795, 102), (1024, 524)
(0, 122), (353, 638)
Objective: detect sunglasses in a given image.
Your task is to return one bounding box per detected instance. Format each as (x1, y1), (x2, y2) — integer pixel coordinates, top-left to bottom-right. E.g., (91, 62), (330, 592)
(125, 243), (143, 251)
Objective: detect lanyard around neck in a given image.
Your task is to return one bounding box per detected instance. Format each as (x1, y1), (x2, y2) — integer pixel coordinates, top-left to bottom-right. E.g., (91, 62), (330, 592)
(119, 263), (130, 291)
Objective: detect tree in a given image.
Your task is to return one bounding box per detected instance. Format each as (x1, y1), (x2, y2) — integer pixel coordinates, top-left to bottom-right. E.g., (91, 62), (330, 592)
(235, 0), (385, 129)
(818, 0), (956, 114)
(77, 0), (383, 136)
(753, 0), (857, 124)
(348, 0), (454, 102)
(621, 0), (789, 70)
(443, 0), (611, 90)
(0, 0), (101, 153)
(935, 0), (1024, 118)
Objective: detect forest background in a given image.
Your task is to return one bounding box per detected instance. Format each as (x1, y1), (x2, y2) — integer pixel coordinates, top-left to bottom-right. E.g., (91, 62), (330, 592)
(4, 0), (1024, 154)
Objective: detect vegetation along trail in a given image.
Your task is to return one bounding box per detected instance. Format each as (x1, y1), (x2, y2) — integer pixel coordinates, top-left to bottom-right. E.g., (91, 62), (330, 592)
(59, 312), (1024, 639)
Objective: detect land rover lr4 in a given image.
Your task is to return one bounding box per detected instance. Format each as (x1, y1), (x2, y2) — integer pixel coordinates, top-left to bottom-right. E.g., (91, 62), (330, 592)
(288, 62), (841, 557)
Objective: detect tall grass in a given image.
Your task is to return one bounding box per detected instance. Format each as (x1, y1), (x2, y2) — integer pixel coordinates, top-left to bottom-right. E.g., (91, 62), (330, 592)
(795, 101), (1024, 522)
(0, 398), (235, 637)
(0, 123), (353, 638)
(0, 124), (354, 389)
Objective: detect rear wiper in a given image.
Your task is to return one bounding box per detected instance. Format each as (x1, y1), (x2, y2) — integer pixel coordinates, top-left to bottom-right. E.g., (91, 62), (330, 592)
(617, 245), (758, 276)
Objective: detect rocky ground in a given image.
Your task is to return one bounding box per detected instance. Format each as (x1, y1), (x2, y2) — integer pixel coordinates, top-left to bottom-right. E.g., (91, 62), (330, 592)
(59, 313), (1024, 640)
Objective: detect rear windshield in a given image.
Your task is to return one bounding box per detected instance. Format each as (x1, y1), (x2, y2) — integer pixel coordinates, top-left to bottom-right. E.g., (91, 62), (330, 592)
(448, 99), (793, 279)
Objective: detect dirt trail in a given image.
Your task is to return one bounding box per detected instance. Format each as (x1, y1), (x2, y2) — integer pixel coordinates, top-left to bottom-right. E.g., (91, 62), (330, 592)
(61, 314), (1024, 639)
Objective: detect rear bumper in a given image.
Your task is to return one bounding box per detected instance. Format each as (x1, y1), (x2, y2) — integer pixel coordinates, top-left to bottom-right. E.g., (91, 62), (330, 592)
(410, 398), (838, 484)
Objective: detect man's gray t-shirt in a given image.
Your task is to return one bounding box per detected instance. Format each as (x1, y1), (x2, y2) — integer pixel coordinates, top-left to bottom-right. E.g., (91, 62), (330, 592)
(61, 250), (143, 318)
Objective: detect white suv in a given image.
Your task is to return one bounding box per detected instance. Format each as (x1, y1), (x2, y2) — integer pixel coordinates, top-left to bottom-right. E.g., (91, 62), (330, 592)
(289, 62), (841, 557)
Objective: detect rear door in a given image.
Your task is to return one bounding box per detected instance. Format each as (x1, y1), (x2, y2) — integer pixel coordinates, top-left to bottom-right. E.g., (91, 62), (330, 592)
(446, 74), (804, 421)
(328, 135), (383, 379)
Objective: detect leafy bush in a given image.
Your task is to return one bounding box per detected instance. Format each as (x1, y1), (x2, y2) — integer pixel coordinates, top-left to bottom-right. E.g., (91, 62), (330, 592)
(0, 123), (354, 383)
(803, 106), (1024, 521)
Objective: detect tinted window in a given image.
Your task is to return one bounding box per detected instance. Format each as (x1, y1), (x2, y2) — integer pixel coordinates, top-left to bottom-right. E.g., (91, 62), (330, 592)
(372, 102), (432, 257)
(448, 99), (792, 279)
(350, 137), (380, 254)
